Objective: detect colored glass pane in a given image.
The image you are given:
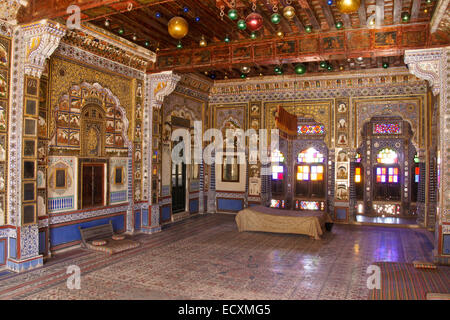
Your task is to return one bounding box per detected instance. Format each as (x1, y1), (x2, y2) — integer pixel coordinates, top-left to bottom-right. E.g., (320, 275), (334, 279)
(298, 147), (324, 163)
(297, 125), (325, 135)
(377, 148), (398, 164)
(373, 123), (401, 134)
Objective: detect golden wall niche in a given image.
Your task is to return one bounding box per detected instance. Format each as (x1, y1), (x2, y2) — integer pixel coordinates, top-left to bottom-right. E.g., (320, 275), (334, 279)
(48, 56), (134, 143)
(265, 100), (333, 148)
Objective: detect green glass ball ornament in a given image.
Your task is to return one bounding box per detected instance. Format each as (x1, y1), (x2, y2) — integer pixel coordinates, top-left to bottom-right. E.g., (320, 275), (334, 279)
(320, 61), (328, 68)
(224, 35), (231, 43)
(335, 21), (343, 29)
(237, 19), (247, 30)
(327, 65), (333, 71)
(382, 62), (389, 69)
(118, 28), (124, 35)
(274, 66), (282, 73)
(176, 41), (183, 49)
(425, 0), (432, 4)
(305, 25), (313, 33)
(270, 13), (281, 24)
(401, 12), (410, 22)
(295, 64), (306, 75)
(228, 9), (238, 20)
(250, 32), (257, 39)
(240, 73), (246, 79)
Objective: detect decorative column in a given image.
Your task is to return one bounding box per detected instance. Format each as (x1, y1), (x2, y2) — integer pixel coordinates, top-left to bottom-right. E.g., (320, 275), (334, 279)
(144, 71), (180, 233)
(405, 47), (450, 264)
(7, 21), (65, 271)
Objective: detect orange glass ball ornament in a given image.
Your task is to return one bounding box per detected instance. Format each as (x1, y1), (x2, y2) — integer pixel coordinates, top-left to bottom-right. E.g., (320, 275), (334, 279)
(335, 0), (361, 14)
(168, 16), (189, 39)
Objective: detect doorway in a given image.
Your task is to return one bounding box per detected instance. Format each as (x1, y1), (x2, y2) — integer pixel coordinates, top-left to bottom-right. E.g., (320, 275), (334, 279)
(81, 163), (105, 209)
(171, 161), (186, 213)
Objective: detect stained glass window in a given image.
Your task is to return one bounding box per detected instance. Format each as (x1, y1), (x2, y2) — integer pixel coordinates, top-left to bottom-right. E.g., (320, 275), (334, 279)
(271, 149), (285, 180)
(297, 165), (323, 181)
(270, 199), (285, 208)
(415, 166), (420, 183)
(414, 154), (419, 163)
(295, 201), (325, 211)
(298, 148), (324, 163)
(355, 167), (362, 183)
(376, 167), (399, 183)
(373, 123), (401, 134)
(376, 148), (398, 164)
(297, 125), (325, 135)
(355, 152), (362, 163)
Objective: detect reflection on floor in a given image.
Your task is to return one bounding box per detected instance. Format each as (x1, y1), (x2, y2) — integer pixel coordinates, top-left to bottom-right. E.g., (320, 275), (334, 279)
(0, 214), (435, 300)
(356, 215), (418, 226)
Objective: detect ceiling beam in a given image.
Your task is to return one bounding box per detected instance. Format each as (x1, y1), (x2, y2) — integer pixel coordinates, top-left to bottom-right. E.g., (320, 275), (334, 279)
(393, 0), (402, 24)
(318, 0), (336, 30)
(375, 0), (385, 26)
(297, 0), (321, 30)
(341, 14), (352, 28)
(410, 0), (421, 21)
(358, 0), (367, 27)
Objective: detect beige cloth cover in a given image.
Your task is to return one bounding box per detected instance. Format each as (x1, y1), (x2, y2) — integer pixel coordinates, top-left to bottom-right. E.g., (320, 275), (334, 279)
(235, 206), (332, 240)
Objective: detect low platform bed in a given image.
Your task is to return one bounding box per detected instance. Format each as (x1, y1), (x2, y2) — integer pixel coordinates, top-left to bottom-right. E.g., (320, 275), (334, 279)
(79, 221), (140, 255)
(236, 206), (333, 240)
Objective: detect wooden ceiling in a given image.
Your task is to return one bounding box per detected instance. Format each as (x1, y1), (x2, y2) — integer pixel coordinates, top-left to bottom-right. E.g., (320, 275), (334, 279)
(18, 0), (448, 79)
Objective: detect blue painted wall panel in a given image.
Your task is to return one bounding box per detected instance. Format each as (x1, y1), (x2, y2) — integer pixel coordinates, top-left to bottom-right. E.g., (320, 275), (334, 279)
(50, 214), (125, 247)
(217, 198), (243, 212)
(443, 234), (450, 255)
(142, 209), (149, 226)
(9, 238), (16, 259)
(161, 206), (171, 222)
(189, 199), (199, 214)
(336, 208), (347, 220)
(38, 232), (46, 255)
(0, 239), (5, 265)
(135, 210), (141, 230)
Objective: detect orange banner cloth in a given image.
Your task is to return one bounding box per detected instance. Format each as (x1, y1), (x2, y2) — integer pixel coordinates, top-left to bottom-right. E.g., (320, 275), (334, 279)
(275, 106), (297, 135)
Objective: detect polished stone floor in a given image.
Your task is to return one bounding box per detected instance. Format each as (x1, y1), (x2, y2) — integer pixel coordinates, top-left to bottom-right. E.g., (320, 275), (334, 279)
(0, 214), (435, 300)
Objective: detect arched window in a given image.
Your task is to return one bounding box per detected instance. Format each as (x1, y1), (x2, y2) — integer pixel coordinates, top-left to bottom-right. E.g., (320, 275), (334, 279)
(374, 148), (400, 201)
(295, 148), (325, 199)
(376, 148), (398, 164)
(271, 149), (285, 194)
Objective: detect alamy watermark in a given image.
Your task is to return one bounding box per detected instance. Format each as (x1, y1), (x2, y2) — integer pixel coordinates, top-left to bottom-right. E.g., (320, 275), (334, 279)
(66, 265), (81, 290)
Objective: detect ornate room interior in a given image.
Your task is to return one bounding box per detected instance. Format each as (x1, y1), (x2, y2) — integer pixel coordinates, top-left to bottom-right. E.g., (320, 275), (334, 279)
(0, 0), (448, 300)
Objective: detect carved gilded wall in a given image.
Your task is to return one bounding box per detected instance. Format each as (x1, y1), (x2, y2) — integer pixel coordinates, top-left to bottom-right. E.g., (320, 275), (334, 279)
(0, 35), (10, 225)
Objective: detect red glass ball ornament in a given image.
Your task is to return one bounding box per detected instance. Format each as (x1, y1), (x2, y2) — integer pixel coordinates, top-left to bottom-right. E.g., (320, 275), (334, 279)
(245, 12), (263, 32)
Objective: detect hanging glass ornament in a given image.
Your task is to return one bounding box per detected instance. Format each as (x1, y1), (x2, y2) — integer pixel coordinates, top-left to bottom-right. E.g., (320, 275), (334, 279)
(335, 21), (343, 29)
(237, 19), (247, 30)
(401, 12), (410, 22)
(168, 17), (189, 39)
(246, 12), (263, 31)
(199, 35), (207, 47)
(305, 25), (313, 33)
(320, 61), (328, 68)
(335, 0), (361, 14)
(240, 66), (251, 74)
(283, 6), (296, 20)
(295, 64), (306, 75)
(382, 62), (389, 69)
(228, 9), (238, 20)
(271, 13), (281, 24)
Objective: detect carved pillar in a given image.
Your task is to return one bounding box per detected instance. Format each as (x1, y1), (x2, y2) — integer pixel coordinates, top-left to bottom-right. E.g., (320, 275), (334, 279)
(7, 21), (65, 271)
(144, 71), (180, 232)
(405, 47), (450, 264)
